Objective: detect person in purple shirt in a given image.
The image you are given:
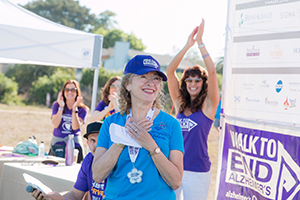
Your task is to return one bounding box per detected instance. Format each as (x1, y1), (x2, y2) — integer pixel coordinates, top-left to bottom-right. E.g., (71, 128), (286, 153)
(90, 76), (121, 122)
(49, 79), (89, 163)
(166, 19), (219, 200)
(31, 121), (106, 200)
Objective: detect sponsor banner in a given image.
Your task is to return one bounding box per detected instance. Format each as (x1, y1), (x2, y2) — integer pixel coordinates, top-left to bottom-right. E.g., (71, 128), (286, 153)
(225, 74), (299, 125)
(217, 123), (300, 200)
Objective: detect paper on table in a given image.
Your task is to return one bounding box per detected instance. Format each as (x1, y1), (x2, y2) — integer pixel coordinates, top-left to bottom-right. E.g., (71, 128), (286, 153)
(109, 123), (141, 148)
(23, 173), (52, 193)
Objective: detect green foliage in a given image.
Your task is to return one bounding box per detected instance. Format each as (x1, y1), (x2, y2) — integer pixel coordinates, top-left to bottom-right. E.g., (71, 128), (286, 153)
(216, 73), (223, 93)
(215, 56), (224, 74)
(23, 0), (146, 50)
(5, 64), (55, 93)
(96, 10), (118, 30)
(5, 64), (75, 94)
(95, 28), (146, 51)
(23, 0), (97, 31)
(0, 73), (23, 105)
(80, 67), (123, 90)
(101, 29), (125, 49)
(28, 71), (74, 105)
(126, 33), (146, 51)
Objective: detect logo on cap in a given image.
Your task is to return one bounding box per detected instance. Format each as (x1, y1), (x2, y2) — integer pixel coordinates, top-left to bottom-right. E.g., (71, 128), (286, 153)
(143, 59), (159, 68)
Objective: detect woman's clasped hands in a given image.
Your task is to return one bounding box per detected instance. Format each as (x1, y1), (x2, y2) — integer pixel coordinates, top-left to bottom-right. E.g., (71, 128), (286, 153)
(125, 117), (155, 149)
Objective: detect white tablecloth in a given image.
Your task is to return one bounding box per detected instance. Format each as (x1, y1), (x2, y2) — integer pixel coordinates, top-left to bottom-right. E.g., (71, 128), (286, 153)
(0, 153), (65, 178)
(0, 162), (81, 200)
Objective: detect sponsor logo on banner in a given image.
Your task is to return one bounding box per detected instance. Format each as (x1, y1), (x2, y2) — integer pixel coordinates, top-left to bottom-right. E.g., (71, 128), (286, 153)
(270, 45), (283, 59)
(177, 118), (197, 132)
(265, 98), (278, 106)
(294, 47), (300, 55)
(218, 124), (300, 200)
(246, 97), (260, 103)
(275, 80), (283, 93)
(246, 45), (260, 57)
(280, 9), (300, 19)
(283, 97), (296, 110)
(289, 82), (300, 92)
(259, 80), (270, 88)
(81, 48), (91, 60)
(244, 82), (255, 90)
(234, 96), (241, 103)
(239, 12), (272, 27)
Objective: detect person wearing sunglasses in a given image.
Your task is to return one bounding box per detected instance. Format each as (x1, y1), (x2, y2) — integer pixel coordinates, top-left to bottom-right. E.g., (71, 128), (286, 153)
(49, 79), (89, 163)
(166, 19), (219, 200)
(90, 76), (121, 122)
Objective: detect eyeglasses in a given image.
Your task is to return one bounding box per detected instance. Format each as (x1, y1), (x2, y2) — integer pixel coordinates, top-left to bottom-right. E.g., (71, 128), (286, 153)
(185, 78), (203, 83)
(110, 85), (119, 89)
(136, 75), (162, 85)
(64, 88), (77, 93)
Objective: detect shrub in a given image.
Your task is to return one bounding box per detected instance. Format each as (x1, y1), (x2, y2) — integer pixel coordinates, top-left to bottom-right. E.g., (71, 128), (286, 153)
(28, 71), (74, 105)
(0, 73), (23, 105)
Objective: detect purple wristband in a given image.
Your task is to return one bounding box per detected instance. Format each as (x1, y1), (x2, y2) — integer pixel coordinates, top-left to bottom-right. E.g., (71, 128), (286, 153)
(202, 54), (210, 58)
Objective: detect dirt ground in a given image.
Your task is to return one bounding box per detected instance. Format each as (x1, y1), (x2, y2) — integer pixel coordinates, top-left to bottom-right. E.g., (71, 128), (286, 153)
(0, 103), (220, 199)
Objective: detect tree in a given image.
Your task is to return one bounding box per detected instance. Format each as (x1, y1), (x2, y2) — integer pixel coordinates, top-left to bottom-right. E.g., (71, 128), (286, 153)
(215, 56), (224, 74)
(23, 0), (98, 32)
(28, 70), (75, 105)
(126, 33), (146, 51)
(95, 28), (146, 51)
(0, 73), (23, 105)
(5, 65), (75, 94)
(95, 10), (118, 30)
(23, 0), (146, 50)
(80, 67), (123, 89)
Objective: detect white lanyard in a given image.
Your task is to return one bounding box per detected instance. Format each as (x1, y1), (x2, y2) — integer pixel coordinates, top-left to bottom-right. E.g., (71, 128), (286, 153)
(127, 107), (154, 163)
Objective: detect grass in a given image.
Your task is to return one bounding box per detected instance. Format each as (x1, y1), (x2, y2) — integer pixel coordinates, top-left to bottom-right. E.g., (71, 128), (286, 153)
(0, 103), (219, 199)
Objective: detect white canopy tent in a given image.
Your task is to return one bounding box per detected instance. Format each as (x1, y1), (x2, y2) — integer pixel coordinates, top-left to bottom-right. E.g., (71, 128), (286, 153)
(0, 0), (103, 112)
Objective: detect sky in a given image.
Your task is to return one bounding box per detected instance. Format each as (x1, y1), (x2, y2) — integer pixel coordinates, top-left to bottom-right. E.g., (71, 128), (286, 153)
(10, 0), (228, 61)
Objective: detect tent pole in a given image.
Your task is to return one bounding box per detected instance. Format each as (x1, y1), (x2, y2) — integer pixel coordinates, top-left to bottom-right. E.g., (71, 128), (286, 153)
(91, 67), (99, 114)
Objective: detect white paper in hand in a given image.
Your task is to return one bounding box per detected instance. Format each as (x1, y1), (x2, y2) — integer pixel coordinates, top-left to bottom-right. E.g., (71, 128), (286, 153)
(23, 173), (52, 193)
(109, 123), (141, 148)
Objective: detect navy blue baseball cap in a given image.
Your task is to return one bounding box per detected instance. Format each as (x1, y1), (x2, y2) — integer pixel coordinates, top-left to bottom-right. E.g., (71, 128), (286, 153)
(124, 55), (167, 81)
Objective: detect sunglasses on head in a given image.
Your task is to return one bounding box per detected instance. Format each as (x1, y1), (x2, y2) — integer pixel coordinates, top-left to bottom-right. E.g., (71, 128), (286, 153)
(185, 78), (202, 83)
(64, 88), (77, 93)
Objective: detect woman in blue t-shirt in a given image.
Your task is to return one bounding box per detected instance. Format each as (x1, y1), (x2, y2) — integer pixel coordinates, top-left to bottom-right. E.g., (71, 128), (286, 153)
(49, 79), (89, 163)
(90, 76), (121, 122)
(166, 19), (219, 200)
(92, 55), (184, 200)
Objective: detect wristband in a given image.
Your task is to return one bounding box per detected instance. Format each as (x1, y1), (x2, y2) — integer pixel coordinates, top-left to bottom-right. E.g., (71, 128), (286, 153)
(58, 107), (64, 111)
(202, 54), (210, 58)
(198, 43), (205, 48)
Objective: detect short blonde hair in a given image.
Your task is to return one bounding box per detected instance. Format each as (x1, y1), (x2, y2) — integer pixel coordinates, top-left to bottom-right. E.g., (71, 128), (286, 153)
(118, 73), (165, 115)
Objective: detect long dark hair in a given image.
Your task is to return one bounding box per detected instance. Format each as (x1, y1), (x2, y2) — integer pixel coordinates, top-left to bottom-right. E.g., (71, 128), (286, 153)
(102, 76), (121, 105)
(179, 65), (208, 113)
(60, 79), (88, 110)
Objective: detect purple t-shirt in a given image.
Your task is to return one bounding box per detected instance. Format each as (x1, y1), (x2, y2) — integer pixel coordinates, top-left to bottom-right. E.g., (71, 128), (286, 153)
(176, 110), (213, 172)
(95, 100), (115, 120)
(74, 152), (106, 200)
(51, 101), (87, 138)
